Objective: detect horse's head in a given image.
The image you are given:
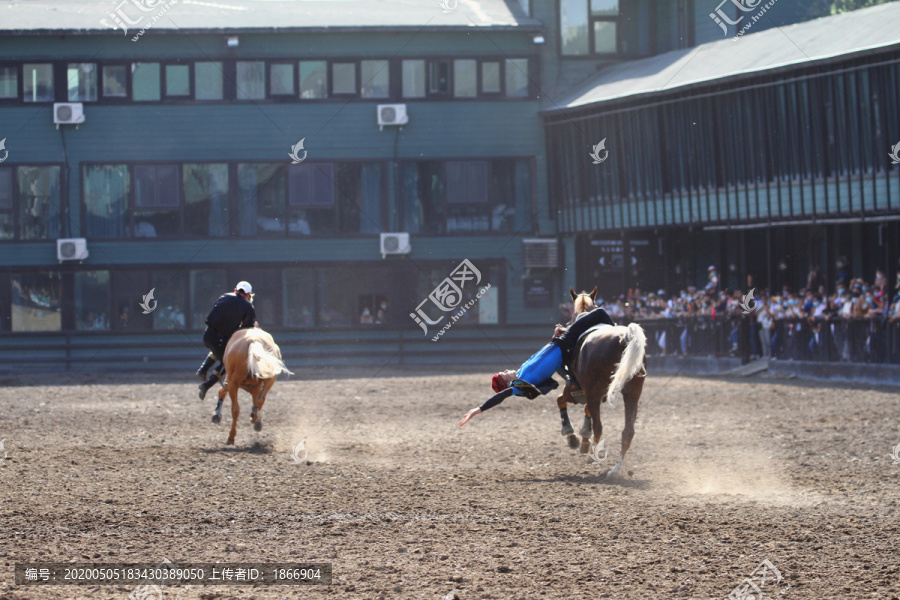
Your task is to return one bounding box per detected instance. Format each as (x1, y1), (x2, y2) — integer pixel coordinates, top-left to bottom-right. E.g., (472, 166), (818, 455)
(569, 287), (598, 323)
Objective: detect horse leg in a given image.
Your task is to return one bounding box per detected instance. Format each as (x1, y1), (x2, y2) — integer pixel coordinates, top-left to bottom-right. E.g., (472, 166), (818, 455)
(557, 391), (579, 449)
(607, 376), (643, 478)
(226, 382), (240, 445)
(579, 403), (594, 454)
(252, 378), (275, 432)
(213, 386), (226, 424)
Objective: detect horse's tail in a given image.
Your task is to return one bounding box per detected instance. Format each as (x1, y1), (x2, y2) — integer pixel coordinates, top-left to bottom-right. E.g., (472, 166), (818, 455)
(247, 341), (293, 379)
(606, 323), (647, 409)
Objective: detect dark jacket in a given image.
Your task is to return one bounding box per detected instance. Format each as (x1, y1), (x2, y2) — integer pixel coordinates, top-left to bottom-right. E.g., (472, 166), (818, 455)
(205, 293), (256, 338)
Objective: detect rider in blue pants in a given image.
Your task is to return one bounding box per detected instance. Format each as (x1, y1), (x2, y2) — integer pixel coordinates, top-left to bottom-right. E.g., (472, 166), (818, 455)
(459, 306), (614, 426)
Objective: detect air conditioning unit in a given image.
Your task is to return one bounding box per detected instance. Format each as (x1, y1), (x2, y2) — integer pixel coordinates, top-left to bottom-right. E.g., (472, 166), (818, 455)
(522, 238), (559, 269)
(380, 232), (410, 256)
(53, 103), (85, 126)
(377, 104), (408, 129)
(57, 238), (89, 262)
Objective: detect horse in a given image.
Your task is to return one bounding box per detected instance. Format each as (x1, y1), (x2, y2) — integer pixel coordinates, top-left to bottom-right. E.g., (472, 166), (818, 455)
(212, 327), (292, 445)
(557, 287), (647, 478)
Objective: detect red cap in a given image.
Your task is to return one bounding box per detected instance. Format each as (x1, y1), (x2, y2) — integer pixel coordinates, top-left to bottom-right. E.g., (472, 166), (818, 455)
(491, 373), (508, 393)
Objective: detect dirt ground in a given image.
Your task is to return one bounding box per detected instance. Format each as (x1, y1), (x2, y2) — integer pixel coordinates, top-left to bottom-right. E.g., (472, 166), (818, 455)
(0, 367), (899, 600)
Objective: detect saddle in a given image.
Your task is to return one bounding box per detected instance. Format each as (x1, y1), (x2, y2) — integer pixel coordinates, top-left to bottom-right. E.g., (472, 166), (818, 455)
(563, 323), (614, 400)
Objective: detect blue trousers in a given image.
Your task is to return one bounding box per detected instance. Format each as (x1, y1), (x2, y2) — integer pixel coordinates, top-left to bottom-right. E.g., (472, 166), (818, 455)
(514, 343), (563, 396)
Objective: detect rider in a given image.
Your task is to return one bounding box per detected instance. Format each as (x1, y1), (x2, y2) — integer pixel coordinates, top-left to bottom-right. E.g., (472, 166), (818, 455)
(459, 304), (614, 426)
(196, 281), (257, 400)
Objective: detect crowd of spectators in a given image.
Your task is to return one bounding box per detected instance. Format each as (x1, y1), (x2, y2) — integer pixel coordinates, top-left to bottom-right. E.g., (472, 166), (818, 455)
(558, 264), (900, 363)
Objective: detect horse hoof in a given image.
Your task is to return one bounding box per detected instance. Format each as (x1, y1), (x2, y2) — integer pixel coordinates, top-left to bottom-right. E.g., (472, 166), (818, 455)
(226, 439), (234, 445)
(579, 439), (591, 454)
(211, 413), (221, 424)
(567, 434), (579, 450)
(253, 421), (263, 432)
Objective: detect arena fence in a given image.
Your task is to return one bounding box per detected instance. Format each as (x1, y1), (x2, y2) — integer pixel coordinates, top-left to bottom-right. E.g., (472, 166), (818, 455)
(636, 316), (900, 365)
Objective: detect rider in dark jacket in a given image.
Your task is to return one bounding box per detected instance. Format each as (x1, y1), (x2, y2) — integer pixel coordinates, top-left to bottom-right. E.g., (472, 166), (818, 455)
(197, 281), (257, 399)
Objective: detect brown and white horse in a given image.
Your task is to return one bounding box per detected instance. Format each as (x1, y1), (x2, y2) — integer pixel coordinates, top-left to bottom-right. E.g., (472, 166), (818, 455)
(213, 327), (292, 445)
(557, 287), (647, 477)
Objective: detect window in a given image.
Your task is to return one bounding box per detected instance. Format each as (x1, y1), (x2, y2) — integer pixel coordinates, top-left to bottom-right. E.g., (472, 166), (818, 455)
(183, 163), (229, 237)
(151, 270), (186, 330)
(270, 63), (295, 96)
(429, 60), (450, 95)
(560, 0), (619, 55)
(102, 65), (128, 98)
(134, 164), (179, 236)
(453, 60), (477, 98)
(75, 271), (111, 331)
(299, 61), (327, 99)
(332, 62), (356, 95)
(360, 60), (389, 98)
(481, 61), (500, 94)
(16, 166), (61, 239)
(132, 63), (161, 101)
(283, 268), (316, 327)
(288, 163), (335, 235)
(236, 61), (265, 100)
(83, 165), (130, 238)
(0, 66), (17, 99)
(23, 64), (53, 102)
(67, 63), (98, 102)
(400, 161), (445, 235)
(447, 161), (488, 205)
(194, 62), (223, 100)
(238, 163), (286, 235)
(165, 64), (191, 97)
(317, 266), (392, 328)
(402, 60), (425, 98)
(0, 167), (12, 239)
(505, 59), (529, 97)
(416, 262), (500, 325)
(11, 271), (61, 331)
(190, 269), (226, 329)
(336, 162), (383, 234)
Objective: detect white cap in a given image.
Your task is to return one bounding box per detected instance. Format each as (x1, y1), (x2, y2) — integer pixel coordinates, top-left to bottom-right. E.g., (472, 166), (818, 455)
(235, 281), (253, 295)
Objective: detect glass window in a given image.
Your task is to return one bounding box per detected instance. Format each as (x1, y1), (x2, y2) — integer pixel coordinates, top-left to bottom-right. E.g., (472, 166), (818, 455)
(360, 60), (389, 98)
(453, 60), (477, 98)
(75, 271), (111, 331)
(318, 266), (391, 328)
(83, 165), (130, 238)
(236, 61), (265, 100)
(11, 271), (61, 331)
(194, 62), (223, 100)
(429, 60), (450, 95)
(183, 163), (229, 237)
(446, 161), (488, 204)
(560, 0), (589, 55)
(400, 161), (445, 235)
(332, 62), (356, 95)
(283, 268), (315, 328)
(190, 269), (226, 329)
(238, 163), (286, 235)
(481, 61), (500, 94)
(337, 162), (383, 234)
(402, 60), (425, 98)
(299, 61), (327, 99)
(593, 21), (617, 53)
(0, 167), (12, 240)
(134, 164), (179, 237)
(416, 263), (499, 326)
(132, 63), (161, 101)
(23, 64), (53, 103)
(288, 163), (335, 235)
(17, 166), (61, 240)
(591, 0), (618, 15)
(165, 64), (190, 97)
(270, 63), (295, 96)
(102, 65), (128, 98)
(505, 58), (529, 97)
(67, 63), (97, 102)
(0, 66), (17, 99)
(151, 270), (186, 330)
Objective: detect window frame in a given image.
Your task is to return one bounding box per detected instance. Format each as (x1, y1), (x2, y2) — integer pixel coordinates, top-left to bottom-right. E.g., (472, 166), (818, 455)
(162, 62), (193, 99)
(0, 63), (20, 104)
(268, 61), (297, 99)
(0, 163), (65, 242)
(100, 63), (131, 102)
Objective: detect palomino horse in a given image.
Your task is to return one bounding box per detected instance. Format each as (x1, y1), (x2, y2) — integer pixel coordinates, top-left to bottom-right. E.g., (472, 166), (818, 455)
(212, 327), (292, 445)
(557, 288), (647, 478)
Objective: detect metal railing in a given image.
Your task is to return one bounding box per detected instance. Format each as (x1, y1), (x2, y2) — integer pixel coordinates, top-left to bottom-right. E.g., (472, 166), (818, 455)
(636, 316), (900, 365)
